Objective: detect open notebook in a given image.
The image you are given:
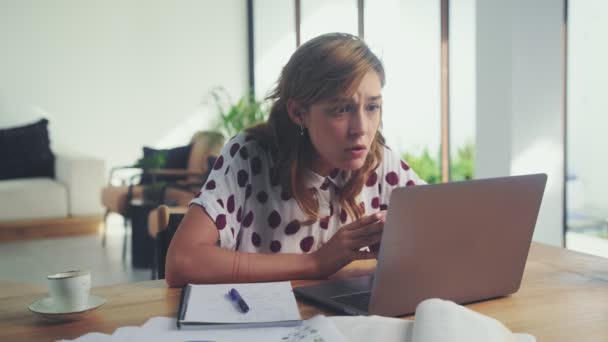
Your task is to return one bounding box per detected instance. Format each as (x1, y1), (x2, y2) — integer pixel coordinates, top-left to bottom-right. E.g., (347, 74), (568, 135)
(177, 281), (302, 329)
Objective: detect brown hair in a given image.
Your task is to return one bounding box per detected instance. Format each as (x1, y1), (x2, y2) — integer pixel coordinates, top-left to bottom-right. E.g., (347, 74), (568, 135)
(247, 33), (386, 224)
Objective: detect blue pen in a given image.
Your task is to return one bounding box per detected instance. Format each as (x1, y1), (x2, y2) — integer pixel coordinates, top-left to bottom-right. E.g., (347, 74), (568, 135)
(228, 288), (250, 313)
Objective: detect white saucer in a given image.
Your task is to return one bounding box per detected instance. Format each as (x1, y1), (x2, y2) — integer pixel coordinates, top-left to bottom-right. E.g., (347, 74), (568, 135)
(28, 295), (106, 321)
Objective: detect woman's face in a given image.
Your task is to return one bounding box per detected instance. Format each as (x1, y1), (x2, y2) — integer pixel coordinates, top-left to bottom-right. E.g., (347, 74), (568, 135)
(302, 71), (382, 176)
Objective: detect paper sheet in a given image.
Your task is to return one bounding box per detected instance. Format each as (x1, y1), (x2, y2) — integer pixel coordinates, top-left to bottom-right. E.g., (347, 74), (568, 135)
(280, 315), (349, 342)
(141, 316), (176, 331)
(330, 315), (415, 342)
(59, 298), (536, 342)
(60, 316), (346, 342)
(56, 332), (110, 342)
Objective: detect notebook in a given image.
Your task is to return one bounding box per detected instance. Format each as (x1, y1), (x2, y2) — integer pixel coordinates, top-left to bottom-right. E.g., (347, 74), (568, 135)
(177, 281), (302, 329)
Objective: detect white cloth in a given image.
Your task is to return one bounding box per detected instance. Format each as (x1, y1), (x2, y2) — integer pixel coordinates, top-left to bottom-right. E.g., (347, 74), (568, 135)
(330, 299), (536, 342)
(190, 132), (425, 254)
(412, 299), (535, 342)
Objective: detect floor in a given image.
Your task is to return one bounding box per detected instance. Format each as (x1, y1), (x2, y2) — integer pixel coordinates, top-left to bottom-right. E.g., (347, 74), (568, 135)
(0, 214), (150, 288)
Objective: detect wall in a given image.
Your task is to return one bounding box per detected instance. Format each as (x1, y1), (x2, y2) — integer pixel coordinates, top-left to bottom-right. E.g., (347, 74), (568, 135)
(0, 0), (248, 173)
(476, 0), (565, 246)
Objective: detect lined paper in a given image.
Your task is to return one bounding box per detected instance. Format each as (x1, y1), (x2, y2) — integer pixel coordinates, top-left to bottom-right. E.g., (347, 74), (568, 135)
(184, 281), (301, 325)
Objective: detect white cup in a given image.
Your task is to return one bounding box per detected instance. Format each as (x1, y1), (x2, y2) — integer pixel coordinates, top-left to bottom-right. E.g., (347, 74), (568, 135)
(47, 270), (91, 312)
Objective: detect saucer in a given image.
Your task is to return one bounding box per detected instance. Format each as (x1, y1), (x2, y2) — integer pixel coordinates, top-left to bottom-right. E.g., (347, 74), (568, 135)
(28, 295), (106, 322)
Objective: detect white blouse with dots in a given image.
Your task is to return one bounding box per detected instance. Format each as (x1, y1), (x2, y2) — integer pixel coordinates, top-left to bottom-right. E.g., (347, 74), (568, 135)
(190, 132), (425, 254)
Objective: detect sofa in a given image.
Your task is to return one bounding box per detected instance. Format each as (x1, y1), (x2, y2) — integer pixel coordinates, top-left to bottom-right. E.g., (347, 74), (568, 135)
(0, 119), (105, 240)
(0, 153), (105, 222)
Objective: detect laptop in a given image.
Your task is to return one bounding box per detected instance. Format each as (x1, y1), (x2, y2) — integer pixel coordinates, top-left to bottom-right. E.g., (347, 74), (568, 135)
(294, 173), (547, 316)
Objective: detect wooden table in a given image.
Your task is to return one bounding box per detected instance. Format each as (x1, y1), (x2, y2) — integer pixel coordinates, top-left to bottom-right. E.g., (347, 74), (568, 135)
(1, 243), (607, 341)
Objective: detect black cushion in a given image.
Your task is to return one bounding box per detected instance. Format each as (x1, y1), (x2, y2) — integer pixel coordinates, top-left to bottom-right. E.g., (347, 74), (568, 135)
(0, 119), (55, 180)
(140, 144), (192, 184)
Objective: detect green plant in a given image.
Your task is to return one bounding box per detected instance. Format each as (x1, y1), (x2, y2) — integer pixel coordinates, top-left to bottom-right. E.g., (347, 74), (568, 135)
(403, 148), (441, 184)
(451, 142), (475, 181)
(402, 142), (475, 184)
(133, 152), (168, 205)
(134, 151), (167, 170)
(208, 87), (270, 139)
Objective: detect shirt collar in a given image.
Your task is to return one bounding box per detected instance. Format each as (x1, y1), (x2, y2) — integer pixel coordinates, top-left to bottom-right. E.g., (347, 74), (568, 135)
(303, 168), (351, 191)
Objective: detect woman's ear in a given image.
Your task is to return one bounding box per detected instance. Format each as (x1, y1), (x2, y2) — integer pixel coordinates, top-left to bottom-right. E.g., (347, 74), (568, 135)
(287, 99), (305, 126)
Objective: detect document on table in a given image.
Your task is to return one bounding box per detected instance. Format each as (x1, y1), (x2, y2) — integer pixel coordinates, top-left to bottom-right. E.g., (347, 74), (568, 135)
(59, 297), (536, 342)
(58, 315), (348, 342)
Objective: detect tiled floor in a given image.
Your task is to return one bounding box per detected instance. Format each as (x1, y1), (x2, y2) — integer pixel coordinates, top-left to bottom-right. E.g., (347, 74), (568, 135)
(0, 214), (150, 287)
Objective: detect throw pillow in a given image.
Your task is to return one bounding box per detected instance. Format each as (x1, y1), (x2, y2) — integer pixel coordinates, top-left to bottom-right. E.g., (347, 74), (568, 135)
(140, 144), (192, 184)
(0, 119), (55, 180)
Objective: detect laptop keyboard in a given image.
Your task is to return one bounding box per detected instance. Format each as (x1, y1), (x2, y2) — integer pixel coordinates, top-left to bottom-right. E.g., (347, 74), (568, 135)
(331, 291), (372, 312)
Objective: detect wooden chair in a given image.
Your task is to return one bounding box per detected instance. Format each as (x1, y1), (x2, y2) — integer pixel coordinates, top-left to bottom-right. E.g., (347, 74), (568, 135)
(100, 131), (224, 262)
(151, 205), (186, 280)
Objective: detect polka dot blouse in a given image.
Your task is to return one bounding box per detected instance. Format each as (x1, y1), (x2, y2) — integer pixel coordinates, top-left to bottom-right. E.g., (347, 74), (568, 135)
(190, 132), (426, 254)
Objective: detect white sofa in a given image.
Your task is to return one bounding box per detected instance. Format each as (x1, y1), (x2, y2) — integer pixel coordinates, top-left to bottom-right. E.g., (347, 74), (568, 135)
(0, 154), (105, 222)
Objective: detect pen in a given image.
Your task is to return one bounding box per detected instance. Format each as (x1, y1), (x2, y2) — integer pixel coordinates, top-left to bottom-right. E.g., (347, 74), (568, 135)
(228, 288), (250, 313)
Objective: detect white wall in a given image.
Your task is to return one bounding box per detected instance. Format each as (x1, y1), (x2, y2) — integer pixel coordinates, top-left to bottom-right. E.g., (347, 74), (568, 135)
(0, 0), (248, 174)
(475, 0), (513, 179)
(476, 0), (565, 246)
(567, 0), (608, 211)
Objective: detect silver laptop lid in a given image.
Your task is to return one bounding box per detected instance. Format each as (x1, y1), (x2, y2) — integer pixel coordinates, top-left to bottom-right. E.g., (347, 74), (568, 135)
(368, 173), (547, 316)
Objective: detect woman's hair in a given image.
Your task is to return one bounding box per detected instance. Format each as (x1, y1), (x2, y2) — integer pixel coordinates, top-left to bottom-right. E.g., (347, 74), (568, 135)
(247, 32), (386, 224)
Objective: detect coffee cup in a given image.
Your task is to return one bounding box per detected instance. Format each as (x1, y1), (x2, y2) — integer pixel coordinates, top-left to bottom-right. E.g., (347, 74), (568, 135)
(47, 270), (91, 312)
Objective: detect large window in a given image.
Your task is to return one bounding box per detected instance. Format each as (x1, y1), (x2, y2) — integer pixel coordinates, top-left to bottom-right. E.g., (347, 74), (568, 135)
(252, 0), (608, 253)
(253, 0), (296, 99)
(566, 0), (608, 257)
(448, 0), (475, 182)
(253, 0), (476, 185)
(365, 0), (442, 183)
(300, 0), (358, 42)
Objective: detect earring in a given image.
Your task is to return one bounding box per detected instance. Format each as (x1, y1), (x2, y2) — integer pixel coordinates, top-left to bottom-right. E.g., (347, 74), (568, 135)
(300, 123), (304, 136)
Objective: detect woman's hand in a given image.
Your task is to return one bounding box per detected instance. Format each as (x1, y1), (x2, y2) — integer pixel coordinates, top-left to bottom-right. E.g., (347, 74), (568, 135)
(311, 211), (386, 278)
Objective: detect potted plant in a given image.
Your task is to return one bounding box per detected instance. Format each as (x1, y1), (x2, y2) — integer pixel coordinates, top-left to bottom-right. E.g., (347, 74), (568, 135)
(402, 142), (475, 184)
(207, 87), (270, 140)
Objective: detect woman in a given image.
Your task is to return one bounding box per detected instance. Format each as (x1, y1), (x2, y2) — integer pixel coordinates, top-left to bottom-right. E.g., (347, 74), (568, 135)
(166, 33), (424, 286)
